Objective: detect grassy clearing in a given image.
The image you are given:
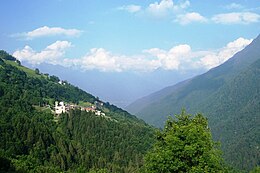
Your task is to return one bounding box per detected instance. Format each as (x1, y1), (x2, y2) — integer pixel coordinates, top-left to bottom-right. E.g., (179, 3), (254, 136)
(78, 101), (93, 107)
(5, 60), (47, 79)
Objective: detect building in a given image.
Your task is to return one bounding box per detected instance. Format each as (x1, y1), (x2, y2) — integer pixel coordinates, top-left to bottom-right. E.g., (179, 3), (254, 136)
(55, 101), (66, 115)
(83, 107), (95, 112)
(95, 110), (101, 116)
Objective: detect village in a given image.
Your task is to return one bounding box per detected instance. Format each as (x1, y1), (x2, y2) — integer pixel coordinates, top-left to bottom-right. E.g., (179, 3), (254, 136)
(53, 101), (116, 121)
(54, 101), (105, 116)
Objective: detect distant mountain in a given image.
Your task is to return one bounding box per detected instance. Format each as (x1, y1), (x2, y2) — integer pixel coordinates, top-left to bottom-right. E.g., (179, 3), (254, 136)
(23, 62), (203, 108)
(126, 34), (260, 171)
(0, 51), (155, 172)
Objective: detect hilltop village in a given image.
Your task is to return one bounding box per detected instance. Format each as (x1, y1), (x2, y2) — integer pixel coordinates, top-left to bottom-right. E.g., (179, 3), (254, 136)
(52, 100), (118, 122)
(54, 101), (106, 117)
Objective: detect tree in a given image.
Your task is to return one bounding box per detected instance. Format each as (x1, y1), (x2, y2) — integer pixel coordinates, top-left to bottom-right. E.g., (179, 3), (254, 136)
(0, 50), (16, 61)
(143, 110), (225, 173)
(250, 166), (260, 173)
(44, 73), (49, 78)
(35, 68), (40, 75)
(16, 60), (21, 66)
(49, 75), (60, 83)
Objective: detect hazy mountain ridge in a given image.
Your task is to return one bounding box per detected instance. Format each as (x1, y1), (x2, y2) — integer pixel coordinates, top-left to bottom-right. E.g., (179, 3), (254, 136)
(127, 34), (260, 171)
(23, 61), (203, 108)
(127, 34), (260, 124)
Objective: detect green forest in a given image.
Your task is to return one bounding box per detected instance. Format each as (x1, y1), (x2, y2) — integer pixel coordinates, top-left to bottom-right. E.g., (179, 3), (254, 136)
(0, 50), (155, 172)
(127, 35), (260, 172)
(0, 51), (259, 173)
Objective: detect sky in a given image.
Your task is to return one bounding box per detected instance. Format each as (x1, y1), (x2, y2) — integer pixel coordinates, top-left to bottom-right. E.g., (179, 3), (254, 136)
(1, 0), (259, 72)
(1, 0), (260, 106)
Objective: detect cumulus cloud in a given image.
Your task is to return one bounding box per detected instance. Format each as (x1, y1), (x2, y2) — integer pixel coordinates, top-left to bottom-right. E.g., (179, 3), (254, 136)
(13, 41), (72, 65)
(118, 5), (141, 13)
(212, 12), (260, 24)
(144, 44), (191, 70)
(119, 0), (191, 18)
(73, 38), (251, 72)
(143, 38), (252, 70)
(198, 37), (253, 69)
(118, 0), (260, 27)
(66, 48), (160, 72)
(13, 26), (82, 40)
(147, 0), (174, 17)
(175, 12), (207, 25)
(13, 38), (252, 72)
(147, 0), (190, 17)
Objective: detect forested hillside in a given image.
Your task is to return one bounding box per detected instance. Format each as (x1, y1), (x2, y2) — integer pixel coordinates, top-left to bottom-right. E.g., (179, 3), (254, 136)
(0, 50), (155, 173)
(199, 59), (260, 170)
(127, 35), (260, 171)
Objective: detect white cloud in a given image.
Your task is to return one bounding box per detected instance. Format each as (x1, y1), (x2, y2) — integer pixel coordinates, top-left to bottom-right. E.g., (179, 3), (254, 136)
(119, 0), (191, 18)
(77, 48), (121, 72)
(147, 0), (174, 16)
(144, 38), (252, 70)
(147, 0), (190, 17)
(144, 44), (191, 70)
(66, 48), (160, 72)
(13, 38), (252, 72)
(13, 26), (82, 40)
(13, 41), (72, 65)
(175, 12), (207, 25)
(118, 5), (141, 13)
(212, 12), (260, 24)
(198, 37), (253, 69)
(225, 3), (243, 10)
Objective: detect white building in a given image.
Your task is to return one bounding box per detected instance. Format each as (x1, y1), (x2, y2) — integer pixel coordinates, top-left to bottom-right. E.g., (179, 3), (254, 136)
(95, 110), (101, 116)
(55, 101), (66, 115)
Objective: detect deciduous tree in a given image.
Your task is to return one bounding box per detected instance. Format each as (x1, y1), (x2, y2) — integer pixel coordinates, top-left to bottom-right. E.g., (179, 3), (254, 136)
(144, 110), (225, 173)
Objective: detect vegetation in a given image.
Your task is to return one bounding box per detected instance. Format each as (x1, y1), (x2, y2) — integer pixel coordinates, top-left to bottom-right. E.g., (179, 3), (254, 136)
(128, 35), (260, 171)
(0, 51), (155, 172)
(250, 166), (260, 173)
(0, 50), (258, 172)
(143, 111), (226, 173)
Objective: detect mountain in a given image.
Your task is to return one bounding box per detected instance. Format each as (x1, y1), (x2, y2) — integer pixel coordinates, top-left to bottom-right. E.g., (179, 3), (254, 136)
(0, 51), (155, 173)
(126, 34), (260, 171)
(22, 62), (203, 108)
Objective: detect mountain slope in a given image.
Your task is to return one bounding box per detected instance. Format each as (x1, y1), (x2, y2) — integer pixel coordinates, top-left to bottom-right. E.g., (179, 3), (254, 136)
(199, 59), (260, 170)
(0, 50), (155, 173)
(126, 35), (260, 171)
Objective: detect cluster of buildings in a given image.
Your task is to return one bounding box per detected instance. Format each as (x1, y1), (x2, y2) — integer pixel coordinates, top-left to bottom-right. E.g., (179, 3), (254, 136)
(54, 101), (105, 116)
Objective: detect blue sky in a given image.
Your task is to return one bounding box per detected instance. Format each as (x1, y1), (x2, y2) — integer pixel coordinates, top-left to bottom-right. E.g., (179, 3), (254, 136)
(1, 0), (259, 73)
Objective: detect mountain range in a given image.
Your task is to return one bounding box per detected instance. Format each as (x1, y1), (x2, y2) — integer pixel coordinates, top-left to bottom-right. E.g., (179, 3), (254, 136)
(127, 34), (260, 171)
(22, 62), (203, 108)
(0, 34), (259, 172)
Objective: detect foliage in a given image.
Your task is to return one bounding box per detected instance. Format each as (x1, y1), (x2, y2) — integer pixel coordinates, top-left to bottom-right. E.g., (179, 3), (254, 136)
(250, 166), (260, 173)
(129, 35), (260, 171)
(0, 52), (155, 172)
(0, 50), (16, 61)
(35, 68), (40, 75)
(143, 110), (225, 173)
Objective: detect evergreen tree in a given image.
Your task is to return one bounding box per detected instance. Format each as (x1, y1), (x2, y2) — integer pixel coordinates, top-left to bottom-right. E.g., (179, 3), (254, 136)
(0, 51), (155, 172)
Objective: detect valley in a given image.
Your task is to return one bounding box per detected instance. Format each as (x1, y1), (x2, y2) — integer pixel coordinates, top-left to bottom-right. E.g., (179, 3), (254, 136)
(1, 1), (259, 172)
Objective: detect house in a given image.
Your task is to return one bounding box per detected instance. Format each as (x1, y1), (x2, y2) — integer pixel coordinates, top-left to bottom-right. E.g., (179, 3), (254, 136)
(55, 101), (66, 115)
(84, 107), (95, 112)
(94, 101), (104, 109)
(95, 110), (101, 116)
(58, 80), (66, 85)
